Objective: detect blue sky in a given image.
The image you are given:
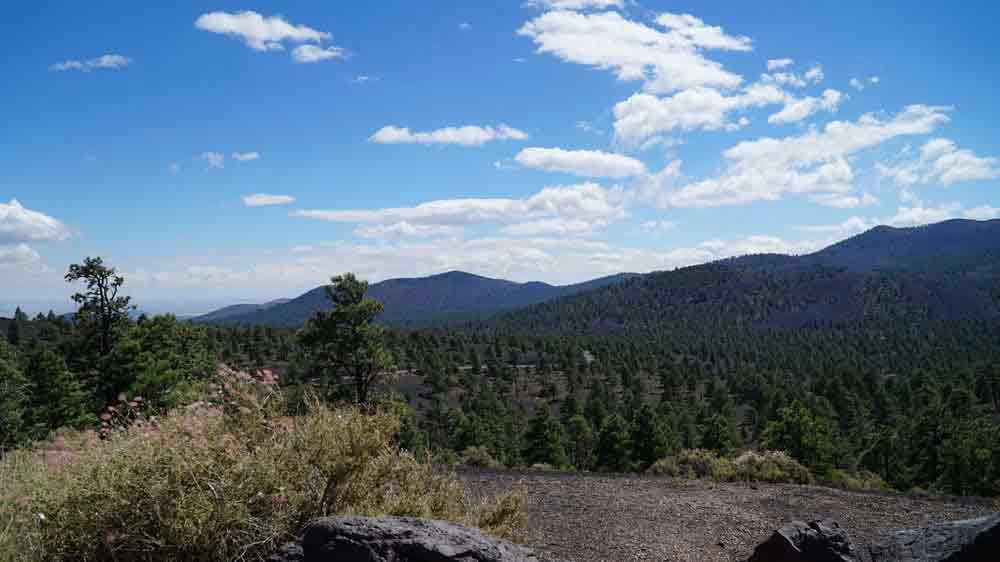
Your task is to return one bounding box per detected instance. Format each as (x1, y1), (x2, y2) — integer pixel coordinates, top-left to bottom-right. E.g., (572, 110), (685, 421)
(3, 0), (999, 315)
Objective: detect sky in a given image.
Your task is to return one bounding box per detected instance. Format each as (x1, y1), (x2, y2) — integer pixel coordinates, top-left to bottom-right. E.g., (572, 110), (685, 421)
(3, 0), (1000, 316)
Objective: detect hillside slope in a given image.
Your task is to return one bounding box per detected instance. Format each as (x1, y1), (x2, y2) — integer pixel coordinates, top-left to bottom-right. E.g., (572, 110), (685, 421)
(493, 219), (1000, 334)
(194, 271), (636, 327)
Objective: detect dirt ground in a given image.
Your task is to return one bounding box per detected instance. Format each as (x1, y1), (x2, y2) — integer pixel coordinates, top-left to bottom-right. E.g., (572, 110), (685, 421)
(459, 469), (996, 562)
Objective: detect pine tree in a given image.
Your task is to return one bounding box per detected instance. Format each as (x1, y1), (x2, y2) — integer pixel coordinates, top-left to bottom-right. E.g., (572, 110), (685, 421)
(0, 341), (29, 449)
(596, 413), (632, 472)
(523, 404), (570, 469)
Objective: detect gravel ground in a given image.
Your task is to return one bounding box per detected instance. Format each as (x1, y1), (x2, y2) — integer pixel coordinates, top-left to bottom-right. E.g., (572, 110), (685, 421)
(459, 469), (996, 562)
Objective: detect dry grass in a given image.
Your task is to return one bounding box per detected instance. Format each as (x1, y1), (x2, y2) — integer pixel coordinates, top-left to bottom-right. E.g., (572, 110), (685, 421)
(0, 377), (525, 562)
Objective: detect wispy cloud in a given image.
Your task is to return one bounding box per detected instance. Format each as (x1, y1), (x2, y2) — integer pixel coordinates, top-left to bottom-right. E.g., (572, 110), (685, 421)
(369, 124), (528, 146)
(231, 151), (261, 162)
(195, 11), (345, 63)
(50, 54), (131, 72)
(242, 193), (296, 207)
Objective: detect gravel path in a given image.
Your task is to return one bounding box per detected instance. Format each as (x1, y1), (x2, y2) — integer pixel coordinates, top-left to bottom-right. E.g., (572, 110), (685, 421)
(460, 469), (996, 562)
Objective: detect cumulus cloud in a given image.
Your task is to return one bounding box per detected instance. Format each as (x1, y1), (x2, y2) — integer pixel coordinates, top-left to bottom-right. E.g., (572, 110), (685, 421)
(514, 147), (647, 177)
(0, 199), (72, 244)
(877, 137), (1000, 187)
(613, 82), (841, 147)
(369, 124), (528, 146)
(849, 78), (865, 91)
(766, 58), (793, 71)
(198, 152), (225, 168)
(804, 65), (823, 83)
(518, 10), (751, 94)
(613, 83), (787, 146)
(653, 104), (950, 208)
(231, 151), (261, 162)
(195, 11), (344, 63)
(242, 194), (296, 207)
(50, 54), (131, 72)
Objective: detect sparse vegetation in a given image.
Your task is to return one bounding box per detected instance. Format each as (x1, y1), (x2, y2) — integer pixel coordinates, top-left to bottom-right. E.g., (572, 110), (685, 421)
(0, 376), (525, 562)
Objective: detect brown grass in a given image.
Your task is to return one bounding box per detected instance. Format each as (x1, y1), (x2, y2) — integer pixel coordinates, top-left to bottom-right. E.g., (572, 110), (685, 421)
(0, 377), (525, 562)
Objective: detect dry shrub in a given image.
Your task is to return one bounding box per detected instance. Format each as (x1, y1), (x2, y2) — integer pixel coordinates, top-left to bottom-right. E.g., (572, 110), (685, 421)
(732, 450), (813, 484)
(0, 378), (525, 562)
(648, 449), (812, 485)
(460, 446), (505, 470)
(825, 468), (889, 492)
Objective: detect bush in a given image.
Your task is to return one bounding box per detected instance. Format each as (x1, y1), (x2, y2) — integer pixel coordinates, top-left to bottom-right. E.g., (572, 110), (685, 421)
(732, 450), (813, 485)
(825, 468), (889, 492)
(460, 446), (505, 469)
(0, 378), (525, 562)
(648, 449), (735, 481)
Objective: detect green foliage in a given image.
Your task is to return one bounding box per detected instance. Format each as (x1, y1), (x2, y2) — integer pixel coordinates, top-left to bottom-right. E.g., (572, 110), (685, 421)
(0, 341), (28, 451)
(65, 257), (134, 361)
(523, 405), (569, 469)
(596, 413), (632, 472)
(762, 400), (838, 473)
(298, 273), (393, 405)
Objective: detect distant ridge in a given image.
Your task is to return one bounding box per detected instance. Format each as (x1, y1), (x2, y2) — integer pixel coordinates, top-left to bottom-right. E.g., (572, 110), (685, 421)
(492, 219), (1000, 334)
(192, 271), (637, 327)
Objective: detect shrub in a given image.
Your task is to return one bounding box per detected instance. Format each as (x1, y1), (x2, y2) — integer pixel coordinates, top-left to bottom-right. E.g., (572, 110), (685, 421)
(732, 450), (813, 485)
(825, 468), (889, 492)
(460, 446), (505, 469)
(648, 449), (735, 481)
(0, 378), (525, 562)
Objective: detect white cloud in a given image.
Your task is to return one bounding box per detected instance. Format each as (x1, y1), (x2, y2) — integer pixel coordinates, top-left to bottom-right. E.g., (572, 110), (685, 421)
(369, 124), (528, 146)
(886, 202), (961, 227)
(232, 151), (261, 162)
(50, 54), (131, 72)
(459, 22), (472, 30)
(354, 222), (463, 239)
(801, 216), (877, 236)
(767, 89), (843, 124)
(849, 78), (865, 91)
(964, 205), (1000, 220)
(870, 76), (880, 84)
(242, 194), (296, 207)
(809, 191), (878, 209)
(0, 244), (41, 267)
(527, 0), (625, 10)
(195, 11), (330, 50)
(761, 71), (806, 88)
(195, 11), (344, 63)
(515, 147), (647, 178)
(877, 137), (1000, 187)
(291, 44), (345, 63)
(198, 152), (225, 169)
(804, 65), (823, 83)
(576, 120), (603, 134)
(0, 199), (72, 244)
(766, 58), (793, 71)
(353, 75), (373, 83)
(291, 182), (627, 228)
(501, 218), (604, 236)
(640, 219), (676, 233)
(613, 83), (787, 146)
(518, 10), (750, 94)
(655, 104), (950, 208)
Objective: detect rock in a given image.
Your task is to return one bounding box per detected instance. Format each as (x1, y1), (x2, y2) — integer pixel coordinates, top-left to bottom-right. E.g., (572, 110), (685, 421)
(869, 513), (1000, 562)
(268, 542), (304, 562)
(296, 516), (541, 562)
(746, 520), (859, 562)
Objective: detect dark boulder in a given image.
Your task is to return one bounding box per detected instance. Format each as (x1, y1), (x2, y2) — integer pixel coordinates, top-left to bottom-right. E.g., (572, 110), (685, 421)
(284, 516), (541, 562)
(746, 520), (859, 562)
(869, 513), (1000, 562)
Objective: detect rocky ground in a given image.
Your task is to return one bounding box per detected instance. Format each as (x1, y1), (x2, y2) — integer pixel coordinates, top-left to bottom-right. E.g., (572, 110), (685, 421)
(460, 469), (997, 562)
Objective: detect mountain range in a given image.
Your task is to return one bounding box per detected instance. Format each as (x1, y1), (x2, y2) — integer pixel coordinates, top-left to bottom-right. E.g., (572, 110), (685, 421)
(192, 219), (1000, 331)
(493, 219), (1000, 334)
(192, 271), (636, 327)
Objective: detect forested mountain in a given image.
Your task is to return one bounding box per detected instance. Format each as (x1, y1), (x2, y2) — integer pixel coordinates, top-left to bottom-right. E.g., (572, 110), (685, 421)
(193, 270), (636, 327)
(494, 219), (1000, 334)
